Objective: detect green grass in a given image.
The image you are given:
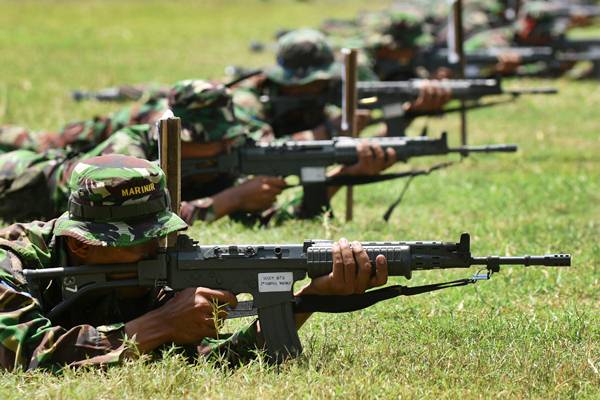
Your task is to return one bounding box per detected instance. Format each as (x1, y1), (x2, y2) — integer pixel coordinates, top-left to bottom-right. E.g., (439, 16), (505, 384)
(1, 1), (599, 398)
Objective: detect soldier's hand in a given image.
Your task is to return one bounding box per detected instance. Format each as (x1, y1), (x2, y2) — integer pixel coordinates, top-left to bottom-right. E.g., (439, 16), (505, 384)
(159, 287), (238, 344)
(297, 238), (388, 296)
(432, 67), (454, 79)
(404, 81), (451, 113)
(125, 287), (238, 351)
(495, 52), (522, 75)
(340, 140), (396, 176)
(233, 176), (287, 212)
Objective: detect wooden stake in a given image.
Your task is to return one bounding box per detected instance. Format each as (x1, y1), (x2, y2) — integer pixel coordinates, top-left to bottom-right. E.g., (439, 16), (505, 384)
(159, 117), (181, 247)
(341, 48), (358, 222)
(451, 0), (468, 146)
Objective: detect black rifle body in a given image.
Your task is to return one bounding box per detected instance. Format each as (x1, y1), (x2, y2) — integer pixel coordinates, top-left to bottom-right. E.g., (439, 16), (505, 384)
(419, 47), (556, 77)
(22, 233), (570, 363)
(263, 78), (556, 137)
(181, 133), (516, 179)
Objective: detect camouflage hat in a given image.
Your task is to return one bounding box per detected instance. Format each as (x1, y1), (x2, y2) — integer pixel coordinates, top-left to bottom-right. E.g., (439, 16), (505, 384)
(54, 155), (187, 247)
(362, 9), (433, 50)
(266, 28), (341, 85)
(168, 80), (247, 142)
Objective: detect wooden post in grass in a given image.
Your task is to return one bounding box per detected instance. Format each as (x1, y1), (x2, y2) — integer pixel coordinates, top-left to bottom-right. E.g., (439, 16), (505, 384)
(341, 48), (358, 222)
(159, 117), (181, 247)
(449, 0), (467, 146)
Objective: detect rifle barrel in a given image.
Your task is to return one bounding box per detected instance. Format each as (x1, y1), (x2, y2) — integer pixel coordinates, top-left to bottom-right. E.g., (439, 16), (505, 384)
(452, 144), (518, 154)
(471, 255), (571, 267)
(506, 88), (558, 96)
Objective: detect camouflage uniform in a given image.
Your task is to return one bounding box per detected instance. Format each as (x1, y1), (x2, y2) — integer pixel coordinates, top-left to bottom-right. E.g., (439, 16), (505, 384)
(463, 2), (575, 77)
(0, 155), (259, 371)
(359, 9), (434, 81)
(0, 78), (268, 156)
(0, 81), (293, 226)
(465, 1), (572, 51)
(0, 95), (169, 154)
(233, 29), (345, 140)
(235, 28), (421, 139)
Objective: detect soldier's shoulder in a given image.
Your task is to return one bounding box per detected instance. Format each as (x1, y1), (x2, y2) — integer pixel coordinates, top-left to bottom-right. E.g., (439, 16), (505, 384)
(0, 219), (59, 274)
(82, 124), (153, 160)
(0, 149), (53, 176)
(465, 26), (514, 51)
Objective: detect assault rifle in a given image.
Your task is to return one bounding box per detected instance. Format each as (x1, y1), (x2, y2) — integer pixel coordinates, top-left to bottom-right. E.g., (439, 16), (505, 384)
(251, 76), (556, 137)
(72, 85), (147, 102)
(181, 133), (517, 217)
(537, 3), (600, 20)
(555, 37), (600, 58)
(354, 78), (557, 135)
(70, 69), (262, 103)
(181, 133), (516, 178)
(22, 233), (571, 363)
(370, 46), (558, 80)
(417, 46), (557, 77)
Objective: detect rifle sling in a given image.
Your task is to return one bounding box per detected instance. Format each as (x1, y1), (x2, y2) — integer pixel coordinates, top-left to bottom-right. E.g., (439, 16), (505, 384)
(325, 170), (435, 186)
(292, 278), (475, 314)
(383, 161), (455, 222)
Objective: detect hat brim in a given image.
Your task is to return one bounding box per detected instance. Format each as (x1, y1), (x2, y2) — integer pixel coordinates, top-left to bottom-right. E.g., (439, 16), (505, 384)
(266, 61), (342, 85)
(54, 209), (188, 247)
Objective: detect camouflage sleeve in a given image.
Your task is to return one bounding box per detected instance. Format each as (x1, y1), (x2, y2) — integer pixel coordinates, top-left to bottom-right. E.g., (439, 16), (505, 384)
(82, 125), (157, 161)
(196, 321), (263, 365)
(0, 250), (132, 371)
(0, 125), (68, 153)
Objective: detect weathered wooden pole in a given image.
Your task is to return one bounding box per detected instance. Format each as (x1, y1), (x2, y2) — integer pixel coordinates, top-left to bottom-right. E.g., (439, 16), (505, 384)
(449, 0), (467, 146)
(341, 48), (358, 222)
(159, 116), (182, 247)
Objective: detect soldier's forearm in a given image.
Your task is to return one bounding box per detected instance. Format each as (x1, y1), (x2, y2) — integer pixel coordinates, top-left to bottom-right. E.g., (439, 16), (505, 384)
(212, 188), (245, 218)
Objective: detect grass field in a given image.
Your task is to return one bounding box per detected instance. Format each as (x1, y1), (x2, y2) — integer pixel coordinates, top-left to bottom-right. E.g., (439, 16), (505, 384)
(0, 1), (599, 398)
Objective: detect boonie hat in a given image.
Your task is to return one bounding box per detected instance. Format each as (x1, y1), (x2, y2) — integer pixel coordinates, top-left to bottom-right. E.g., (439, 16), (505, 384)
(168, 80), (247, 142)
(54, 154), (187, 247)
(266, 28), (341, 85)
(362, 9), (433, 50)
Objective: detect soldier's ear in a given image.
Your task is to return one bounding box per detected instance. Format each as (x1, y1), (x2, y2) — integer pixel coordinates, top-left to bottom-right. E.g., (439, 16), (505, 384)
(65, 237), (91, 260)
